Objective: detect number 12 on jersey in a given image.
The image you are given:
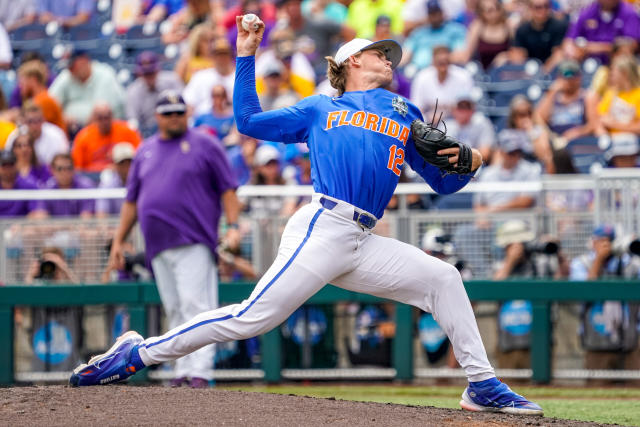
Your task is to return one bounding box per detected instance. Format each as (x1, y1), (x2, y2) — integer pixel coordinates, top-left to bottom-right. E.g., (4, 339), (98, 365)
(387, 145), (404, 176)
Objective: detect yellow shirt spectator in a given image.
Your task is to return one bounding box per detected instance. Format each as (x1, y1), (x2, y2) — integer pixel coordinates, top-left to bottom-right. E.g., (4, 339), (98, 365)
(597, 87), (640, 134)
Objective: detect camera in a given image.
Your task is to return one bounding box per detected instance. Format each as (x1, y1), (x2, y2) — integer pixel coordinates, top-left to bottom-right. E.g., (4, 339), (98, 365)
(525, 241), (559, 255)
(613, 237), (640, 256)
(38, 259), (57, 280)
(123, 253), (146, 273)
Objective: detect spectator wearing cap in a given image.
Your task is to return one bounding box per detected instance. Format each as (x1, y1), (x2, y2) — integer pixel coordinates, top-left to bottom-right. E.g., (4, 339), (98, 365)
(72, 103), (141, 173)
(563, 0), (640, 64)
(183, 37), (235, 116)
(604, 133), (639, 168)
(193, 84), (236, 141)
(17, 60), (65, 131)
(0, 150), (46, 218)
(37, 0), (93, 28)
(473, 129), (541, 214)
(109, 90), (241, 387)
(447, 94), (496, 163)
(258, 61), (301, 112)
(174, 23), (216, 84)
(535, 60), (593, 143)
(372, 15), (394, 41)
(346, 0), (404, 40)
(593, 55), (640, 138)
(126, 51), (183, 138)
(49, 50), (126, 131)
(570, 224), (640, 381)
(43, 153), (95, 218)
(5, 103), (69, 166)
(410, 45), (474, 120)
(96, 142), (137, 218)
(0, 0), (36, 31)
(247, 144), (292, 216)
(277, 0), (356, 76)
(513, 0), (567, 71)
(255, 27), (315, 99)
(450, 0), (511, 70)
(402, 0), (467, 73)
(10, 130), (51, 187)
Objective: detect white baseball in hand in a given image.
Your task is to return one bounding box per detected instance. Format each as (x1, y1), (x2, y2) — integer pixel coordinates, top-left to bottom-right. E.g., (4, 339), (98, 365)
(241, 14), (259, 31)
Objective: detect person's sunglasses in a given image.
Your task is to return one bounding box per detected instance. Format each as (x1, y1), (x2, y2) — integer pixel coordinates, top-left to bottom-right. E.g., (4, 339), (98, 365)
(160, 111), (185, 117)
(54, 165), (73, 172)
(532, 3), (550, 9)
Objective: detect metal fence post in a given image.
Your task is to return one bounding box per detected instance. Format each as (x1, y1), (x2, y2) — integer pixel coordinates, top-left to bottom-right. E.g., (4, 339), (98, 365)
(261, 327), (281, 383)
(393, 303), (413, 381)
(531, 301), (551, 384)
(0, 305), (14, 385)
(128, 303), (147, 383)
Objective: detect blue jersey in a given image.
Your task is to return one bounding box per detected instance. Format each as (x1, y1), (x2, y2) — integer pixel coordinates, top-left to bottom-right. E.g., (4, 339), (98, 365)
(234, 56), (475, 219)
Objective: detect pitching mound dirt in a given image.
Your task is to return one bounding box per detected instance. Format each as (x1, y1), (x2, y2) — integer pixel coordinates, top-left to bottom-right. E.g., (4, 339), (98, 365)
(0, 386), (604, 426)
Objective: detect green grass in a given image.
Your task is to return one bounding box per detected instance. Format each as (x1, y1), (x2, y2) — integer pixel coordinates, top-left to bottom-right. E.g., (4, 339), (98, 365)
(220, 385), (640, 426)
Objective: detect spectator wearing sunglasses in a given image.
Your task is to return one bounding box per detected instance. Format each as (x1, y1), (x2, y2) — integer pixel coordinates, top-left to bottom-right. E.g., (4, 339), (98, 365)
(72, 103), (141, 173)
(43, 153), (95, 218)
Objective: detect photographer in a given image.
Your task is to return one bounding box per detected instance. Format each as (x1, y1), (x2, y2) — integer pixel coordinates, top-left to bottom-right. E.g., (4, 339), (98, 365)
(570, 225), (640, 380)
(493, 220), (568, 369)
(25, 246), (79, 284)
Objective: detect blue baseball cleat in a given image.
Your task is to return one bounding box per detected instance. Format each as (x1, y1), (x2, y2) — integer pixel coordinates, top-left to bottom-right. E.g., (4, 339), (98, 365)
(460, 377), (543, 416)
(69, 331), (144, 387)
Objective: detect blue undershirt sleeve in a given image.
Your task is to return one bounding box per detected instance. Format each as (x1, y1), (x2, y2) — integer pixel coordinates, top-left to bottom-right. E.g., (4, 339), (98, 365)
(233, 56), (315, 144)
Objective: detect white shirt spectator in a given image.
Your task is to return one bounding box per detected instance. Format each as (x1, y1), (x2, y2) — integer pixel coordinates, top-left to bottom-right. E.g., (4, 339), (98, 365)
(447, 112), (496, 152)
(5, 123), (69, 165)
(473, 159), (541, 209)
(182, 68), (235, 116)
(410, 64), (473, 118)
(0, 23), (12, 65)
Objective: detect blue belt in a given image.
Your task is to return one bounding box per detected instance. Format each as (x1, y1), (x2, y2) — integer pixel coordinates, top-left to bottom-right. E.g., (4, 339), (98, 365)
(319, 197), (377, 230)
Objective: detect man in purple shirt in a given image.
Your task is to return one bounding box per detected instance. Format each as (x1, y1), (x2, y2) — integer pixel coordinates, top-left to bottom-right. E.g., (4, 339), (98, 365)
(43, 153), (95, 218)
(108, 91), (241, 388)
(0, 151), (47, 217)
(564, 0), (640, 64)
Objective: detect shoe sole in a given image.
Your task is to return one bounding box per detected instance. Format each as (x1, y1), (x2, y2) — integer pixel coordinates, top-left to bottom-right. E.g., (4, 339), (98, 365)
(72, 331), (143, 376)
(459, 390), (543, 416)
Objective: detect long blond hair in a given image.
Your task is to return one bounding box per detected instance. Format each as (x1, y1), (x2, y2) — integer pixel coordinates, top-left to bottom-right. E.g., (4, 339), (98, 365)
(611, 55), (640, 89)
(187, 23), (213, 57)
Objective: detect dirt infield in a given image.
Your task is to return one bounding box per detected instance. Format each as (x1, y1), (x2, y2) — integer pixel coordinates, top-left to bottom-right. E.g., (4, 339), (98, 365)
(0, 386), (604, 426)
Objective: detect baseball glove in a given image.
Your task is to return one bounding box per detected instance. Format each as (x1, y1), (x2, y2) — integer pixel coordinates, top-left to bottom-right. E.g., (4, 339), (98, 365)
(410, 118), (473, 174)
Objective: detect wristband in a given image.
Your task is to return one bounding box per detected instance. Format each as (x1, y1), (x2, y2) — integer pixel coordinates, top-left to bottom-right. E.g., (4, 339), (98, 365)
(228, 223), (239, 230)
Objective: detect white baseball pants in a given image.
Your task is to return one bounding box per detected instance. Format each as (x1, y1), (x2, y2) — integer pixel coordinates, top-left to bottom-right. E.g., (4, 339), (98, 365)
(151, 244), (218, 380)
(139, 194), (495, 382)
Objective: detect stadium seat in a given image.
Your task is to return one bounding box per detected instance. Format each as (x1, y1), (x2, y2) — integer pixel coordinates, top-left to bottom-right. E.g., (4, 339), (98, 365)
(116, 24), (163, 53)
(486, 59), (543, 107)
(62, 22), (114, 51)
(564, 135), (606, 174)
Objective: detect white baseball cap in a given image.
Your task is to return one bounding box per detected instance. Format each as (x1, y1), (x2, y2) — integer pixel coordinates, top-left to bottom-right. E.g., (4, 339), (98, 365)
(333, 38), (402, 69)
(112, 142), (136, 164)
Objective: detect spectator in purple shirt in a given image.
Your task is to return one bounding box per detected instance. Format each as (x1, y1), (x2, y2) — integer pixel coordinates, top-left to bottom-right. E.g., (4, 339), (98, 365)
(43, 153), (95, 218)
(10, 130), (51, 187)
(563, 0), (640, 64)
(107, 90), (242, 388)
(0, 150), (47, 218)
(37, 0), (93, 28)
